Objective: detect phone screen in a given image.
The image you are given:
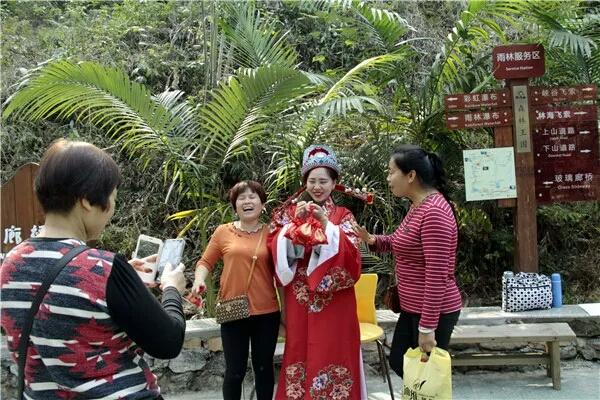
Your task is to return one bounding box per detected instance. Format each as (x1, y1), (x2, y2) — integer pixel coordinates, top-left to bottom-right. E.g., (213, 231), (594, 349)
(137, 240), (161, 259)
(157, 239), (185, 278)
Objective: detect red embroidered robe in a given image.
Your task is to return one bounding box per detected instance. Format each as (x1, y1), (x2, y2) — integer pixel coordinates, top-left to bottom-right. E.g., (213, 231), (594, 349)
(269, 198), (365, 400)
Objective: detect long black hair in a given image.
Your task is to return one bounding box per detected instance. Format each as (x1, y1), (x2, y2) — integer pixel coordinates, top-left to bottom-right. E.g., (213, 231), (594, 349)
(390, 145), (456, 217)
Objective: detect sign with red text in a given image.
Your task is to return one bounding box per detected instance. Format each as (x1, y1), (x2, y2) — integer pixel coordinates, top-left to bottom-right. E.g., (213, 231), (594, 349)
(445, 108), (512, 129)
(529, 84), (597, 105)
(533, 104), (597, 124)
(444, 89), (511, 110)
(535, 162), (599, 203)
(493, 44), (545, 79)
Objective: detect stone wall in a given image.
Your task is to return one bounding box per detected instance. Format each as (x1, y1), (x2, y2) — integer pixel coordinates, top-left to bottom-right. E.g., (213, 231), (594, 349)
(2, 316), (599, 398)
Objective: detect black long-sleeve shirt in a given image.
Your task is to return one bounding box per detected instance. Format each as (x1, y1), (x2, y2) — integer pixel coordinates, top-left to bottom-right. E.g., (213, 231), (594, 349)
(106, 254), (185, 359)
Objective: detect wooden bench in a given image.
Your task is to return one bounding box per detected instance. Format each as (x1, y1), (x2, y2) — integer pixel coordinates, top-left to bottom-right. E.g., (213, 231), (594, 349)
(450, 323), (576, 390)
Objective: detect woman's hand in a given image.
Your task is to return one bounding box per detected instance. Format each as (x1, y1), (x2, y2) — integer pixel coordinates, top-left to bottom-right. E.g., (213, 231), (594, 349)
(129, 254), (157, 273)
(192, 265), (209, 295)
(160, 262), (186, 294)
(418, 331), (437, 357)
(192, 277), (207, 296)
(129, 255), (158, 288)
(309, 203), (328, 227)
(351, 222), (375, 245)
(294, 201), (309, 219)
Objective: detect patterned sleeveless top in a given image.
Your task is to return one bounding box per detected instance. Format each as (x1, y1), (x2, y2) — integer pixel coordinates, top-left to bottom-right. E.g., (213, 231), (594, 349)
(1, 238), (159, 399)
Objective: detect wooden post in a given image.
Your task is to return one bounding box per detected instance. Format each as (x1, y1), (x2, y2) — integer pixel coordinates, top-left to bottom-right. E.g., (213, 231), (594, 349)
(494, 124), (516, 208)
(508, 78), (538, 272)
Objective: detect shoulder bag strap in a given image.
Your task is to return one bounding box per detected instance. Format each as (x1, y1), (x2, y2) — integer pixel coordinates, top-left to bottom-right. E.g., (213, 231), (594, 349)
(17, 245), (89, 399)
(244, 227), (265, 293)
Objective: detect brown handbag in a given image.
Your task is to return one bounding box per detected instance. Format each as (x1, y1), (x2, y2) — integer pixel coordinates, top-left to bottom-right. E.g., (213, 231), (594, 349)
(215, 226), (265, 324)
(382, 283), (401, 313)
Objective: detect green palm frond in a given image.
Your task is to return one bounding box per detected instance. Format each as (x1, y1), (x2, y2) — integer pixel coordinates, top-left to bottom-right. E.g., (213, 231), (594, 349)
(199, 65), (322, 164)
(350, 1), (413, 51)
(314, 95), (383, 116)
(319, 52), (410, 103)
(430, 2), (513, 97)
(219, 2), (297, 68)
(2, 60), (196, 172)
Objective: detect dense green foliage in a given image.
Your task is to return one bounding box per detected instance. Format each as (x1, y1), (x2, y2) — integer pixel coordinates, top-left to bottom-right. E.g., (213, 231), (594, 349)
(2, 0), (599, 312)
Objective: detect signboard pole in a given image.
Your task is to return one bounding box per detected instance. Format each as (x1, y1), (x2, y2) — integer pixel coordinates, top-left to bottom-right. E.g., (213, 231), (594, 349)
(509, 78), (538, 273)
(494, 125), (516, 208)
(446, 43), (597, 274)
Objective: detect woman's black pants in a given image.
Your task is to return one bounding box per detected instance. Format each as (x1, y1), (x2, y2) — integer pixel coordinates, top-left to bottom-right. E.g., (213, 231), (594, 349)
(389, 310), (460, 378)
(220, 311), (280, 400)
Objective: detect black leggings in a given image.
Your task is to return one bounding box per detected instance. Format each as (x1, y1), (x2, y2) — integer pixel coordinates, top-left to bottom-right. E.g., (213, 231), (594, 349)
(220, 311), (280, 400)
(389, 310), (460, 378)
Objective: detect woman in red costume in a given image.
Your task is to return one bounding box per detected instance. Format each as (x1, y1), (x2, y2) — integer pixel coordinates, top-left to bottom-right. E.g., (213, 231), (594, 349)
(269, 144), (366, 399)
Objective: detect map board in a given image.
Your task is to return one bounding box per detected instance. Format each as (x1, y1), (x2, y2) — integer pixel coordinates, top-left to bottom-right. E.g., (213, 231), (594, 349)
(463, 147), (517, 201)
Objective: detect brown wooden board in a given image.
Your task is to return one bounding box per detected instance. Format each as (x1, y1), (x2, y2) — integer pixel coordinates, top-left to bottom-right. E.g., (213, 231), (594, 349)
(1, 163), (44, 255)
(529, 84), (597, 105)
(493, 44), (545, 79)
(533, 122), (598, 163)
(445, 108), (512, 129)
(535, 161), (600, 203)
(532, 104), (597, 124)
(444, 89), (511, 110)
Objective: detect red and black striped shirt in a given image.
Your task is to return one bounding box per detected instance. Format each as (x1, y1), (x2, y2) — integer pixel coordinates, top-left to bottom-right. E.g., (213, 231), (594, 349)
(373, 193), (462, 329)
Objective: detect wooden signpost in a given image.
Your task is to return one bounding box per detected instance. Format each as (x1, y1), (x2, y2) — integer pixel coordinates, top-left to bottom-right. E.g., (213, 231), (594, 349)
(1, 163), (45, 260)
(445, 44), (599, 273)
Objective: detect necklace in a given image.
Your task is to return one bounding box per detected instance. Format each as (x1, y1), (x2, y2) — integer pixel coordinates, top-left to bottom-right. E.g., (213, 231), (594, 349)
(233, 220), (263, 234)
(402, 192), (438, 233)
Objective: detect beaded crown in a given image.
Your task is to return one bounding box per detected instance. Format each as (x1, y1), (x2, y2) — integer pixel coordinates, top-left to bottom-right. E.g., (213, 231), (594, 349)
(301, 144), (341, 178)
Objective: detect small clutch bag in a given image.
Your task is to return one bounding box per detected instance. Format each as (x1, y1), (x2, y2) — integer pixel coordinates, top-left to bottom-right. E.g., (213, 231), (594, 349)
(215, 295), (250, 324)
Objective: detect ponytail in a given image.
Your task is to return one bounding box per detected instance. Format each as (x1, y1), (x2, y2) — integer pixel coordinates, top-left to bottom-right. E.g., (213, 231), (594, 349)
(426, 152), (456, 219)
(426, 152), (449, 200)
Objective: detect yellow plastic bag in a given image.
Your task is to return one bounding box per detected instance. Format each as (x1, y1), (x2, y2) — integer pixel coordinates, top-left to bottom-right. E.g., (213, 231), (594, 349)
(401, 347), (452, 400)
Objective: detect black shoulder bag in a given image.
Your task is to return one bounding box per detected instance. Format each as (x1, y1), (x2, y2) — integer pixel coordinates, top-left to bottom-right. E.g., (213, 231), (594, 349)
(16, 245), (89, 399)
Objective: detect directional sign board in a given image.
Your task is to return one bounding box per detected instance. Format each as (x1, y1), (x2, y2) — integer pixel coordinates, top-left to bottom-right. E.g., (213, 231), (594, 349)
(529, 84), (597, 105)
(535, 162), (599, 203)
(533, 104), (597, 124)
(445, 108), (512, 129)
(533, 122), (598, 163)
(444, 89), (511, 110)
(493, 44), (545, 79)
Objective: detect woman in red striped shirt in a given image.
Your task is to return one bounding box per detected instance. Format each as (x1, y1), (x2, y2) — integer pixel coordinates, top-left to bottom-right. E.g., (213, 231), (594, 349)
(354, 145), (462, 377)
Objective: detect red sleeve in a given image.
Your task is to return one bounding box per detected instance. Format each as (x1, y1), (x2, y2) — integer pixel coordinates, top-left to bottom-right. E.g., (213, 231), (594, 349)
(419, 207), (456, 330)
(371, 234), (393, 253)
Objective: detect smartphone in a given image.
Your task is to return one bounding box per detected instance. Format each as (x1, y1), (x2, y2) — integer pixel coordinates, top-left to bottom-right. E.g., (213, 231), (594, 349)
(156, 238), (186, 281)
(133, 234), (163, 283)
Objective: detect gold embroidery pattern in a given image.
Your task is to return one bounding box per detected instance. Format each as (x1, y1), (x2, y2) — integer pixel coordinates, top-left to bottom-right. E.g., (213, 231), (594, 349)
(285, 362), (306, 399)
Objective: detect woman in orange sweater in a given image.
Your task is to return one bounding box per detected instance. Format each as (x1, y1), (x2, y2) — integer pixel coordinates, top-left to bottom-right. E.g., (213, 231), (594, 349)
(192, 181), (280, 400)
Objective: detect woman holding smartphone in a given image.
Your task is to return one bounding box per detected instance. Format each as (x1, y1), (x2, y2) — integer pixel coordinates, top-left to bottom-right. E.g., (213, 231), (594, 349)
(192, 181), (279, 400)
(0, 139), (186, 399)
